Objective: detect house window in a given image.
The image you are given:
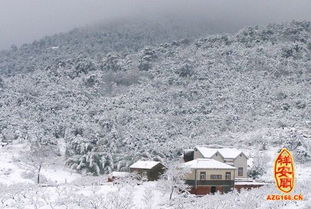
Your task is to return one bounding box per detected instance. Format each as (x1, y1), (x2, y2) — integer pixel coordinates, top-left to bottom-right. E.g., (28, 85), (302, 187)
(225, 172), (231, 180)
(200, 172), (206, 180)
(210, 175), (222, 180)
(238, 167), (243, 176)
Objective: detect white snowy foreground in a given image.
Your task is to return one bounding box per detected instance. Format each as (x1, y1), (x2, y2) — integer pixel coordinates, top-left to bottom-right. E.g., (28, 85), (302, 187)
(0, 144), (310, 209)
(1, 180), (310, 209)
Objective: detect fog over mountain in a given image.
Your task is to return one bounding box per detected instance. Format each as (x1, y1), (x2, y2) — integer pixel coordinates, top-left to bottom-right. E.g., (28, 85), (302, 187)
(1, 0), (311, 50)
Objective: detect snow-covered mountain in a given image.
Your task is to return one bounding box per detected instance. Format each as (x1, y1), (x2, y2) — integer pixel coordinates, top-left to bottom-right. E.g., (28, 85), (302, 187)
(0, 20), (310, 175)
(0, 17), (230, 76)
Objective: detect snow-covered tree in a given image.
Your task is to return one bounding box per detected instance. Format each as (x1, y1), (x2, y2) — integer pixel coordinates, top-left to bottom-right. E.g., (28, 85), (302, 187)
(158, 162), (190, 201)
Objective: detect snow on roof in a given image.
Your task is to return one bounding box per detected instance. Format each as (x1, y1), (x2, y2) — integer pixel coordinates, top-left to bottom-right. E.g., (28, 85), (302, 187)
(183, 149), (194, 153)
(129, 160), (161, 169)
(218, 148), (243, 159)
(110, 172), (131, 177)
(195, 146), (220, 158)
(184, 158), (236, 169)
(196, 146), (246, 159)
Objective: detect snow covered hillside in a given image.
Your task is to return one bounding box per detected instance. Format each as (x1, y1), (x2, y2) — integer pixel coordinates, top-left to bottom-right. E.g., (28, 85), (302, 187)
(0, 21), (310, 176)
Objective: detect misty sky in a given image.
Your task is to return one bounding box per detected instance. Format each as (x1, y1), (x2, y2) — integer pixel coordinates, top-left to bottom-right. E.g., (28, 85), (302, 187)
(0, 0), (311, 50)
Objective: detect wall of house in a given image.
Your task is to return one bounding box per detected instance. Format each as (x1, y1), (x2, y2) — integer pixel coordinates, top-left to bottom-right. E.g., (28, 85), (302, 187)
(192, 149), (248, 179)
(233, 154), (247, 178)
(147, 164), (166, 181)
(130, 164), (166, 181)
(211, 153), (225, 162)
(224, 159), (234, 165)
(130, 168), (148, 180)
(183, 150), (194, 162)
(184, 168), (235, 180)
(193, 150), (204, 159)
(190, 185), (234, 195)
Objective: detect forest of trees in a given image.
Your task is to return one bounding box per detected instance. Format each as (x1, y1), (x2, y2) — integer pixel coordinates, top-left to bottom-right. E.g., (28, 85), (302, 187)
(0, 21), (310, 175)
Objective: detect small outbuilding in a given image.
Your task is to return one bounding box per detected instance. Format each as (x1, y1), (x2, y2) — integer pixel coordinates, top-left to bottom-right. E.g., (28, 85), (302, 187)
(129, 160), (166, 181)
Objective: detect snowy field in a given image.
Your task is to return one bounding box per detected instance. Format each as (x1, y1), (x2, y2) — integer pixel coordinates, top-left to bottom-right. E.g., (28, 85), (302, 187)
(0, 144), (310, 209)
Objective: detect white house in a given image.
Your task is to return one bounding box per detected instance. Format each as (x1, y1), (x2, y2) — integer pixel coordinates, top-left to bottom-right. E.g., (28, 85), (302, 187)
(183, 158), (236, 194)
(193, 146), (248, 179)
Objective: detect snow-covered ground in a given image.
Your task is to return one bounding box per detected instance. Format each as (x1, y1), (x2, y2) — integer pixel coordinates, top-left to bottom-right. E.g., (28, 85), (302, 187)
(0, 143), (80, 185)
(0, 144), (310, 209)
(0, 143), (33, 185)
(0, 144), (167, 208)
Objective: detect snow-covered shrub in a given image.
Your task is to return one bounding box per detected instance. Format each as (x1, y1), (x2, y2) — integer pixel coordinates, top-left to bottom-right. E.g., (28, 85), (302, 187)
(20, 170), (36, 180)
(65, 149), (104, 176)
(138, 48), (157, 71)
(157, 162), (190, 201)
(248, 164), (266, 180)
(138, 60), (152, 71)
(175, 63), (193, 77)
(102, 53), (122, 71)
(103, 70), (140, 87)
(295, 146), (311, 163)
(284, 129), (311, 163)
(248, 151), (270, 179)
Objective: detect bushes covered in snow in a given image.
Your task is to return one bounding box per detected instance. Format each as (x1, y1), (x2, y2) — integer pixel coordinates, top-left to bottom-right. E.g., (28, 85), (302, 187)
(0, 179), (309, 209)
